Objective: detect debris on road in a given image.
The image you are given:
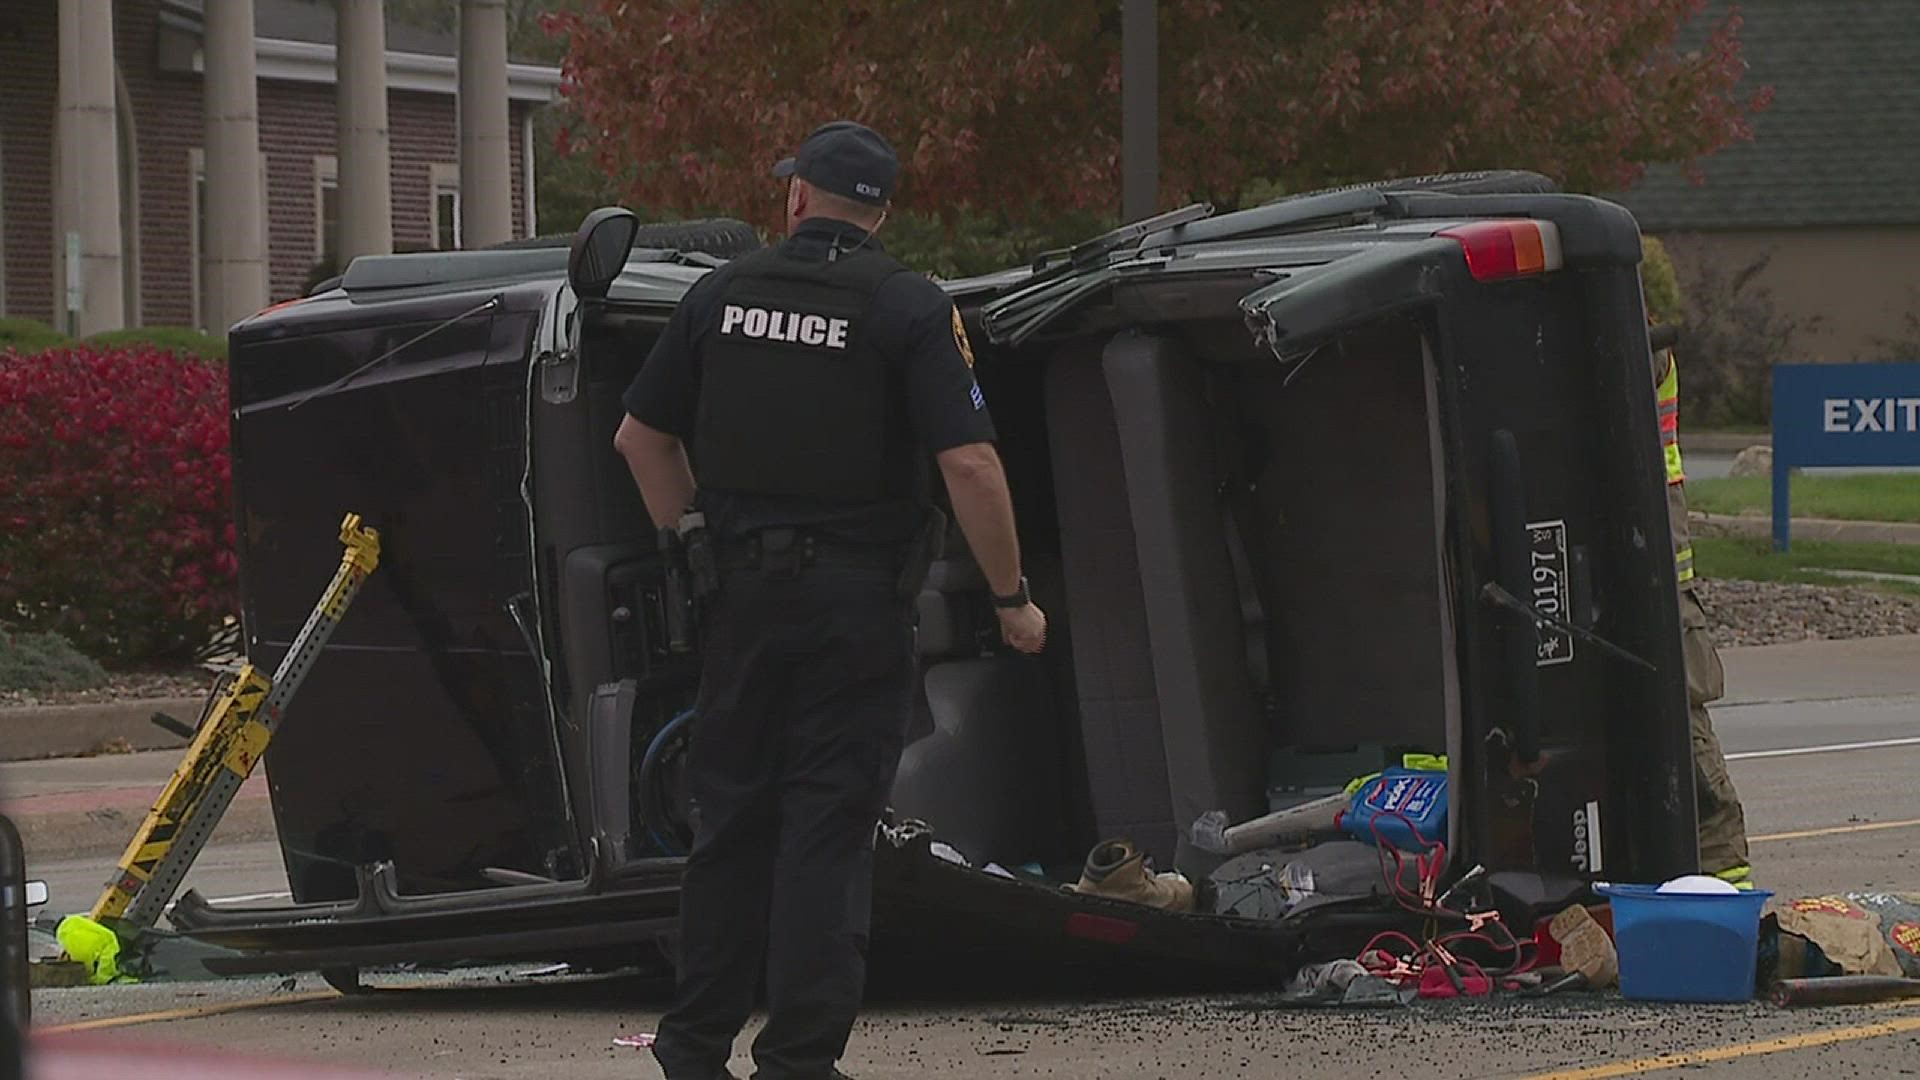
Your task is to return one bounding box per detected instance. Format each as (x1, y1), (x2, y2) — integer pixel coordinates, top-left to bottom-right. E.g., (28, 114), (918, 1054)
(610, 1033), (656, 1049)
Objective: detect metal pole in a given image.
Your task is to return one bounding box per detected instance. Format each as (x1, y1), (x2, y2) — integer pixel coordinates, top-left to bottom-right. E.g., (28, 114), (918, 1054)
(1, 815), (29, 1036)
(1122, 0), (1159, 223)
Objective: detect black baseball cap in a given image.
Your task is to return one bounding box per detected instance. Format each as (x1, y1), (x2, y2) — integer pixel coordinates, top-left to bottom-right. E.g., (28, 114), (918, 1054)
(771, 121), (899, 206)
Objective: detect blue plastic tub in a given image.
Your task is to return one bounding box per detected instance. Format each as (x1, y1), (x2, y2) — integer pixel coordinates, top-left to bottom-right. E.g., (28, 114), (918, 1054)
(1597, 883), (1774, 1002)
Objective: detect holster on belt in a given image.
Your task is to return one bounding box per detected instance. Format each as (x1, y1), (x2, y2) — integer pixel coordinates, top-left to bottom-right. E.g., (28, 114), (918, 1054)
(659, 510), (718, 654)
(659, 525), (695, 654)
(897, 506), (948, 600)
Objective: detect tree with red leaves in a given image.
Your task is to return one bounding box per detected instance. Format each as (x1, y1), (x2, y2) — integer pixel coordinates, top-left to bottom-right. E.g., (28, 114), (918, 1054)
(544, 0), (1768, 235)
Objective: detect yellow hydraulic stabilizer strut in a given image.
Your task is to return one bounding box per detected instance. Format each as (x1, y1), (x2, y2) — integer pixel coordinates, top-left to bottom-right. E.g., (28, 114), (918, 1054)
(90, 513), (381, 931)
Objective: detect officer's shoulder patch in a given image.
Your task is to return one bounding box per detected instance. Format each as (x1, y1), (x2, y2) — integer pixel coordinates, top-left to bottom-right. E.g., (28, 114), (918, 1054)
(950, 306), (977, 369)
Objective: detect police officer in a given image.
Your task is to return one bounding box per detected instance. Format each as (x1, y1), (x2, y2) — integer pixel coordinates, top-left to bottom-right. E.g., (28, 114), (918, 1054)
(1652, 332), (1753, 889)
(613, 120), (1048, 1080)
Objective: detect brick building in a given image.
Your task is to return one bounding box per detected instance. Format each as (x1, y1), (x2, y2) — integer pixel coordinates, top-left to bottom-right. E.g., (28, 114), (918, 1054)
(0, 0), (558, 334)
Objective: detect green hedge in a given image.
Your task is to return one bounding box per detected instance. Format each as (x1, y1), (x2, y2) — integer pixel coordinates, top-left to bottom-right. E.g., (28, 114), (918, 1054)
(1641, 236), (1684, 325)
(0, 318), (71, 356)
(0, 626), (110, 694)
(84, 326), (227, 362)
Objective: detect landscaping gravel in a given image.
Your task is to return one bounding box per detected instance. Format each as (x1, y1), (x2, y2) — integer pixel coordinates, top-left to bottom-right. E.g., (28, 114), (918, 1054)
(1696, 577), (1920, 647)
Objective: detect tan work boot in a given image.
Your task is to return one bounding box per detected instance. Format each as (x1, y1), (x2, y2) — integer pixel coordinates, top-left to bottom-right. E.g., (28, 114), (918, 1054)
(1068, 839), (1195, 913)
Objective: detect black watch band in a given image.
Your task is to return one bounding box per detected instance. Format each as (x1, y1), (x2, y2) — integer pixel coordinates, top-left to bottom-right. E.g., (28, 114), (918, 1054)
(992, 575), (1030, 609)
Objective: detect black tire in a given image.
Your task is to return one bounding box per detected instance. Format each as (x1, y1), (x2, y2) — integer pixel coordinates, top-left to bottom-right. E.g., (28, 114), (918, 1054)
(486, 217), (765, 260)
(321, 966), (370, 995)
(629, 217), (764, 259)
(1377, 169), (1560, 195)
(1286, 170), (1560, 203)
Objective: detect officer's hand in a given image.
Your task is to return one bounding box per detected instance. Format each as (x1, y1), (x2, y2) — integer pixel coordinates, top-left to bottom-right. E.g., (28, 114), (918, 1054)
(998, 602), (1048, 654)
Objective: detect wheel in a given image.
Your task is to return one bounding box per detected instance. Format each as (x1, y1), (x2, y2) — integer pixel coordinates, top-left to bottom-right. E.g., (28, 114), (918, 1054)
(321, 966), (370, 995)
(629, 217), (764, 259)
(1281, 170), (1561, 204)
(485, 216), (765, 260)
(1375, 169), (1561, 195)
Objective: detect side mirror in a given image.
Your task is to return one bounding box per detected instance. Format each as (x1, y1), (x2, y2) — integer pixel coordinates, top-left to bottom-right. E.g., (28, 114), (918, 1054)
(24, 882), (45, 907)
(568, 207), (641, 300)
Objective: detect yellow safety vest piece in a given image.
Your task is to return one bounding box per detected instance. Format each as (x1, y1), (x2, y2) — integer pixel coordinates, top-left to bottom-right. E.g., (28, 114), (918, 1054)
(1656, 349), (1684, 486)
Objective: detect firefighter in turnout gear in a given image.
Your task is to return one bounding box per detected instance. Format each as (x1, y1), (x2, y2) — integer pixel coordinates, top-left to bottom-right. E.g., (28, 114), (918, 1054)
(1653, 335), (1754, 890)
(614, 120), (1047, 1080)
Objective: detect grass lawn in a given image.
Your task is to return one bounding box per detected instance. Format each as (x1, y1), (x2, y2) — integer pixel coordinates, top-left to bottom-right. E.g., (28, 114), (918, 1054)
(1696, 537), (1920, 592)
(1685, 474), (1920, 524)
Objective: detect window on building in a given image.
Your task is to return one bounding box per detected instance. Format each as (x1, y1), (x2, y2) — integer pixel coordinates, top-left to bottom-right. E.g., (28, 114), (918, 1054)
(315, 155), (339, 269)
(189, 149), (209, 332)
(430, 164), (461, 251)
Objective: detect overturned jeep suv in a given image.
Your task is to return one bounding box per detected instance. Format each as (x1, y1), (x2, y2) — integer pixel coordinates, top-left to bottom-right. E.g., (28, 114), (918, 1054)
(174, 172), (1699, 988)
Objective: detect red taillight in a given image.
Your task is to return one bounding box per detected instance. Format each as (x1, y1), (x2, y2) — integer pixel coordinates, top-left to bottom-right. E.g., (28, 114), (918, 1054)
(1436, 220), (1564, 282)
(1065, 912), (1141, 945)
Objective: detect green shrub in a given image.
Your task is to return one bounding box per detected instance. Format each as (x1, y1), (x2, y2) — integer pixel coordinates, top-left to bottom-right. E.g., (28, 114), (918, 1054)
(1640, 235), (1684, 325)
(0, 626), (110, 693)
(0, 319), (72, 356)
(84, 326), (227, 362)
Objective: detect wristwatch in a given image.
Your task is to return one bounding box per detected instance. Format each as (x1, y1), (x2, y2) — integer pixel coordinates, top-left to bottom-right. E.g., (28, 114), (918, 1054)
(992, 575), (1030, 609)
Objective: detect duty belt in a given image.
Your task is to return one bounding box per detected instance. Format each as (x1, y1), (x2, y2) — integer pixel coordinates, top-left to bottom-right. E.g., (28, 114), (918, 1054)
(713, 527), (901, 579)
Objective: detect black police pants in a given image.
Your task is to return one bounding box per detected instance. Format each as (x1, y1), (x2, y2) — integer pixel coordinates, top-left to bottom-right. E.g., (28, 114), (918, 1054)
(653, 562), (915, 1080)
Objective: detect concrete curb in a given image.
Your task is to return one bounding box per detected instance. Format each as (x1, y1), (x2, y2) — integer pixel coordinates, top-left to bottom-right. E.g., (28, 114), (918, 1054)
(1690, 511), (1920, 546)
(0, 697), (199, 762)
(3, 776), (276, 864)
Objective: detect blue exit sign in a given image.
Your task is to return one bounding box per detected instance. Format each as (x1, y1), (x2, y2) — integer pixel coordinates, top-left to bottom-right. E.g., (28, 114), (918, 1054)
(1769, 362), (1920, 549)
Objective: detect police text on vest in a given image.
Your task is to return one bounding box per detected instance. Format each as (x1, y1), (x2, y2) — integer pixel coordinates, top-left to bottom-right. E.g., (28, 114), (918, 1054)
(720, 305), (849, 349)
(1823, 398), (1920, 433)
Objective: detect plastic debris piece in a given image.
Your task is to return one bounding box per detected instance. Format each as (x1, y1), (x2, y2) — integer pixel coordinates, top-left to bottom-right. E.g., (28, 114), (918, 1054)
(983, 863), (1015, 879)
(929, 842), (969, 866)
(1658, 874), (1739, 895)
(611, 1034), (657, 1049)
(55, 915), (134, 985)
(1191, 810), (1231, 854)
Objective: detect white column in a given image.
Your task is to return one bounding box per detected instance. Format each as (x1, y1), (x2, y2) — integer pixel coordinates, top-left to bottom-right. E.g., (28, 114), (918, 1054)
(57, 0), (125, 335)
(458, 0), (512, 250)
(336, 0), (393, 263)
(203, 0), (269, 331)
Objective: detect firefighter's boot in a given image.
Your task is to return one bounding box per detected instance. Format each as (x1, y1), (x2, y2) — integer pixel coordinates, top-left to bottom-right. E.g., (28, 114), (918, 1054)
(1069, 839), (1195, 913)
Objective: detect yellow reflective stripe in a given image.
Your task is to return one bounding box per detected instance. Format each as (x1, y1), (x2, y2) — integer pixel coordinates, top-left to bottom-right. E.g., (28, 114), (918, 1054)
(1675, 545), (1695, 583)
(1715, 865), (1753, 886)
(1665, 442), (1685, 485)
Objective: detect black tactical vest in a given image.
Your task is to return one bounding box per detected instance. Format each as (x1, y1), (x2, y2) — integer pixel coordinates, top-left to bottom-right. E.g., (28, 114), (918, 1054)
(694, 243), (912, 503)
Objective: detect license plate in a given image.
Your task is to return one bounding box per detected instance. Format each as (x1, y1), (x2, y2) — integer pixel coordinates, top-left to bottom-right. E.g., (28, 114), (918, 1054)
(1526, 518), (1573, 666)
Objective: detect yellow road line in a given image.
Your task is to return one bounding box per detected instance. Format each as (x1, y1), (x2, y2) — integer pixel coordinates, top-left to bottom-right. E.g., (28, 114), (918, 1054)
(1751, 816), (1920, 844)
(1518, 1007), (1920, 1079)
(35, 989), (341, 1034)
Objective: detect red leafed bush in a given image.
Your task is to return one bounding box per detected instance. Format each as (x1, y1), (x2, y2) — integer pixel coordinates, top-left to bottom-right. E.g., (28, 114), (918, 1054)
(0, 344), (237, 665)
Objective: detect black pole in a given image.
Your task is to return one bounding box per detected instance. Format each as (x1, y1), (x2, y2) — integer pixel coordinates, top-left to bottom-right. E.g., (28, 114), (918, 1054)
(1122, 0), (1159, 222)
(1, 813), (29, 1071)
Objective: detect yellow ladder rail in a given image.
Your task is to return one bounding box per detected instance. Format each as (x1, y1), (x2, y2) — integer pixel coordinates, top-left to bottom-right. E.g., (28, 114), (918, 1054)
(90, 514), (381, 930)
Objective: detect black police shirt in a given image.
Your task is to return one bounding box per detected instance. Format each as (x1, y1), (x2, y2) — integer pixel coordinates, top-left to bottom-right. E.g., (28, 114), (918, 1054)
(623, 217), (997, 546)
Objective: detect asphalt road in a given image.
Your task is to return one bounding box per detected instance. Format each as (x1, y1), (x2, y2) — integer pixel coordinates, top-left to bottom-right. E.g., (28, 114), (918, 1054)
(24, 635), (1920, 1079)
